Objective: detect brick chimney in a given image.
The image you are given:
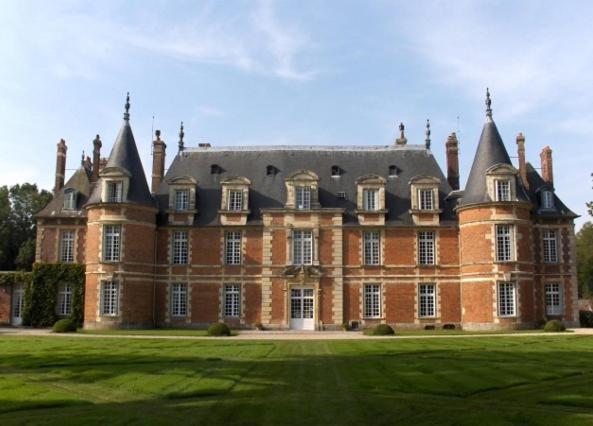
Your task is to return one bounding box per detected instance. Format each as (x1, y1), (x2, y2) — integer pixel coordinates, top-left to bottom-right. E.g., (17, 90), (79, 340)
(151, 129), (166, 193)
(92, 135), (102, 182)
(540, 146), (554, 186)
(516, 132), (528, 190)
(54, 139), (67, 193)
(445, 133), (460, 190)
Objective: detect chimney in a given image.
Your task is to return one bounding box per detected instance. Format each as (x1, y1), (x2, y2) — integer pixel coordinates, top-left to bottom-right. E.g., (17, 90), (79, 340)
(151, 129), (166, 193)
(445, 133), (460, 190)
(54, 139), (67, 193)
(92, 135), (102, 182)
(516, 133), (528, 190)
(540, 146), (554, 187)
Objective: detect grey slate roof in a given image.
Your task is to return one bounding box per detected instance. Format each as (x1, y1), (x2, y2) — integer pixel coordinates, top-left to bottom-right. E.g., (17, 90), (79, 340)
(156, 145), (456, 226)
(525, 163), (577, 218)
(37, 167), (92, 218)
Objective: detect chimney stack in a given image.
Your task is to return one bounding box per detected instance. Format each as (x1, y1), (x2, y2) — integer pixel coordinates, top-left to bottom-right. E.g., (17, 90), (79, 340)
(151, 129), (166, 193)
(516, 133), (528, 190)
(540, 146), (554, 187)
(92, 135), (102, 182)
(445, 133), (460, 190)
(54, 139), (67, 193)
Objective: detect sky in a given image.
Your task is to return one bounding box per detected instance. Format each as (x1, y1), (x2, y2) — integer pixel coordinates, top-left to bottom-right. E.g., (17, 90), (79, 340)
(1, 0), (592, 228)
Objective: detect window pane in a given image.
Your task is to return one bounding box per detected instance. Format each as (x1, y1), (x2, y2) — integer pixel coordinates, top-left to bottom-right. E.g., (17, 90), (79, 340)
(60, 230), (75, 263)
(498, 282), (516, 316)
(101, 281), (119, 316)
(228, 190), (243, 211)
(419, 284), (436, 317)
(418, 232), (435, 265)
(543, 229), (558, 263)
(419, 189), (434, 210)
(363, 231), (380, 265)
(224, 284), (241, 317)
(172, 231), (188, 264)
(108, 182), (123, 203)
(171, 283), (187, 317)
(103, 225), (121, 262)
(363, 189), (378, 211)
(545, 283), (563, 316)
(296, 186), (311, 210)
(293, 230), (313, 265)
(364, 284), (381, 318)
(225, 231), (242, 265)
(496, 180), (511, 201)
(175, 190), (190, 211)
(57, 283), (73, 316)
(496, 225), (513, 262)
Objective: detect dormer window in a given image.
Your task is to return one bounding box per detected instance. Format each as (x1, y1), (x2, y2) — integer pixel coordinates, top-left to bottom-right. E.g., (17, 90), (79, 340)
(285, 170), (319, 210)
(219, 176), (250, 225)
(542, 190), (554, 209)
(295, 186), (311, 210)
(486, 165), (518, 203)
(331, 166), (341, 177)
(388, 165), (398, 177)
(419, 189), (434, 210)
(266, 165), (278, 176)
(363, 189), (378, 211)
(211, 164), (222, 175)
(63, 189), (76, 210)
(228, 190), (243, 211)
(174, 189), (190, 211)
(107, 181), (123, 203)
(495, 179), (511, 201)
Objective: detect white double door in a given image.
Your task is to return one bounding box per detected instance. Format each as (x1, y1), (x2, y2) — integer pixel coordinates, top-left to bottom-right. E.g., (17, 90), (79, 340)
(290, 287), (315, 330)
(12, 283), (24, 326)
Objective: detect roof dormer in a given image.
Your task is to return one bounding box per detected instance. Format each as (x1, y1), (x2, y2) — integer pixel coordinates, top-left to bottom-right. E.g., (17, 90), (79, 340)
(285, 170), (320, 210)
(355, 175), (387, 225)
(219, 176), (251, 226)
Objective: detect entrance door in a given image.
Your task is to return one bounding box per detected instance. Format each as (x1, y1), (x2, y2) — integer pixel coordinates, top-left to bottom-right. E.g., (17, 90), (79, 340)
(290, 287), (315, 330)
(12, 283), (24, 326)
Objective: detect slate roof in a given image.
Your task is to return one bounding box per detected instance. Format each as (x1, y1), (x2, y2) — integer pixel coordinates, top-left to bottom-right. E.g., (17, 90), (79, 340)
(525, 163), (577, 218)
(155, 144), (456, 226)
(37, 167), (92, 218)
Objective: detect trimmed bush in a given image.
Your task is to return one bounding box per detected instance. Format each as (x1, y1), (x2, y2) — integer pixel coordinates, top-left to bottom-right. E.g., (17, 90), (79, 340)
(580, 311), (593, 328)
(368, 324), (395, 336)
(543, 320), (566, 332)
(52, 318), (77, 333)
(207, 323), (231, 336)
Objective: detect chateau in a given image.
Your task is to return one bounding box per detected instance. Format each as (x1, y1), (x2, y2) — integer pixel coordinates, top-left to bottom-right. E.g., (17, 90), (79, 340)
(7, 91), (581, 330)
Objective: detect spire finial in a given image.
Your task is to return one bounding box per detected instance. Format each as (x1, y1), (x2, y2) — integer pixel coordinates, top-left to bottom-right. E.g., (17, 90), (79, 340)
(81, 150), (85, 166)
(178, 121), (185, 152)
(395, 122), (407, 146)
(425, 119), (431, 149)
(485, 87), (492, 121)
(399, 122), (405, 138)
(123, 92), (130, 121)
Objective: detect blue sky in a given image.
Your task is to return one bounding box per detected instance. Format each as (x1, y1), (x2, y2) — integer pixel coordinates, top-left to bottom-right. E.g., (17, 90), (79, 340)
(1, 0), (592, 228)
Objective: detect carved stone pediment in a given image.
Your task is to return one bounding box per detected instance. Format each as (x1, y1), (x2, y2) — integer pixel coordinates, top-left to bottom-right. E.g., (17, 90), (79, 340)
(282, 265), (322, 280)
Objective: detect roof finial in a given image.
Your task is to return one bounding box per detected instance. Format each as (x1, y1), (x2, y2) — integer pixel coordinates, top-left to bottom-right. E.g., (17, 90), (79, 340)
(178, 121), (185, 152)
(81, 150), (85, 166)
(123, 92), (130, 121)
(396, 122), (407, 146)
(425, 119), (431, 149)
(485, 87), (492, 121)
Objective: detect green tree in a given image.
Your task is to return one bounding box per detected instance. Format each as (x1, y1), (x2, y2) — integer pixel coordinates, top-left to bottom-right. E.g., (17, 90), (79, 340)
(576, 222), (593, 298)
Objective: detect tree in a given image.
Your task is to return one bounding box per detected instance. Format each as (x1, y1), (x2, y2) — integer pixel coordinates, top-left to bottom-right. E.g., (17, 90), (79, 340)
(576, 222), (593, 298)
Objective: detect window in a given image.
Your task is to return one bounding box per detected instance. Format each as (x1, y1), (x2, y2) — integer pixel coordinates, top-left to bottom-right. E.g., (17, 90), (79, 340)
(175, 189), (190, 211)
(388, 165), (398, 177)
(172, 231), (188, 264)
(57, 283), (72, 316)
(60, 230), (75, 263)
(63, 190), (76, 210)
(225, 231), (242, 265)
(418, 231), (435, 265)
(102, 225), (121, 262)
(170, 283), (187, 317)
(266, 165), (278, 176)
(419, 284), (436, 318)
(295, 186), (311, 210)
(545, 283), (563, 316)
(211, 164), (222, 174)
(228, 190), (243, 211)
(495, 180), (511, 201)
(107, 181), (123, 203)
(495, 225), (514, 262)
(364, 284), (381, 318)
(363, 231), (380, 265)
(293, 230), (313, 265)
(337, 191), (347, 200)
(497, 282), (516, 317)
(542, 191), (554, 209)
(101, 281), (119, 316)
(224, 284), (241, 317)
(363, 189), (378, 211)
(543, 229), (558, 263)
(419, 189), (434, 210)
(331, 166), (341, 177)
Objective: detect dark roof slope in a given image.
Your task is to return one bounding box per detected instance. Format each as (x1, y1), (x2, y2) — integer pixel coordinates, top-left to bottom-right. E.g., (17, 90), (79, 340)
(156, 145), (456, 226)
(525, 163), (577, 218)
(37, 168), (92, 218)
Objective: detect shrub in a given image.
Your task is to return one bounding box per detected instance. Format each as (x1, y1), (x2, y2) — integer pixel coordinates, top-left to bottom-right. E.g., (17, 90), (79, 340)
(207, 322), (231, 336)
(543, 320), (566, 332)
(580, 311), (593, 328)
(52, 318), (77, 333)
(368, 324), (395, 336)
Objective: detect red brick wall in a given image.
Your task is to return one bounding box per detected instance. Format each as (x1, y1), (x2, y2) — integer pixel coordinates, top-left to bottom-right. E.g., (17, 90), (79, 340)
(385, 284), (415, 323)
(461, 282), (493, 324)
(0, 285), (11, 324)
(244, 283), (261, 324)
(191, 283), (220, 324)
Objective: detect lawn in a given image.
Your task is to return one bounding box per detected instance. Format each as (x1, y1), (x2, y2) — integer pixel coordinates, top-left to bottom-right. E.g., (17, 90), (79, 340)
(0, 335), (592, 425)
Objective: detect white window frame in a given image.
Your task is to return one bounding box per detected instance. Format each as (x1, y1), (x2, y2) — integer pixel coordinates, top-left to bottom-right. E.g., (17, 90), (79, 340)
(100, 281), (119, 317)
(227, 190), (243, 211)
(363, 284), (381, 318)
(363, 231), (380, 265)
(292, 230), (313, 265)
(170, 283), (187, 317)
(545, 283), (563, 316)
(495, 179), (511, 202)
(63, 190), (76, 210)
(60, 230), (75, 263)
(363, 188), (378, 211)
(419, 283), (436, 318)
(418, 189), (434, 210)
(107, 181), (123, 203)
(495, 225), (514, 262)
(418, 231), (435, 265)
(295, 186), (311, 210)
(543, 229), (559, 264)
(497, 282), (516, 317)
(175, 189), (190, 211)
(224, 284), (241, 318)
(172, 231), (189, 264)
(57, 283), (73, 316)
(542, 191), (554, 209)
(225, 231), (242, 265)
(102, 225), (121, 262)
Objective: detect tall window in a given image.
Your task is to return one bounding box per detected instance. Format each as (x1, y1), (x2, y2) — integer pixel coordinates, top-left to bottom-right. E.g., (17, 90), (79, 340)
(293, 230), (313, 265)
(495, 180), (511, 201)
(545, 283), (563, 316)
(60, 230), (75, 263)
(175, 189), (190, 211)
(363, 189), (378, 211)
(172, 231), (188, 264)
(495, 225), (513, 262)
(543, 229), (558, 263)
(101, 281), (119, 316)
(107, 181), (123, 203)
(497, 282), (516, 317)
(542, 191), (554, 209)
(57, 283), (72, 316)
(419, 189), (434, 210)
(418, 231), (435, 265)
(295, 186), (311, 210)
(228, 190), (243, 211)
(364, 284), (381, 318)
(363, 231), (380, 265)
(225, 231), (242, 265)
(224, 284), (241, 317)
(170, 283), (187, 317)
(63, 190), (76, 210)
(103, 225), (121, 262)
(419, 284), (436, 317)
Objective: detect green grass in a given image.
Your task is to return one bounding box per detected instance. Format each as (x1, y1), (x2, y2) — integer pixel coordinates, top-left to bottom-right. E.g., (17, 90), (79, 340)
(0, 335), (592, 425)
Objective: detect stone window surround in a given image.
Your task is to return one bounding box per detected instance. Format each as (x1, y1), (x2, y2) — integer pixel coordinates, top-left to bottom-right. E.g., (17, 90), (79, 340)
(220, 176), (251, 212)
(355, 175), (386, 212)
(167, 176), (198, 213)
(485, 164), (518, 203)
(494, 223), (516, 263)
(496, 281), (518, 318)
(417, 282), (438, 319)
(409, 176), (440, 212)
(284, 170), (320, 209)
(99, 167), (130, 203)
(286, 226), (320, 266)
(63, 188), (77, 210)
